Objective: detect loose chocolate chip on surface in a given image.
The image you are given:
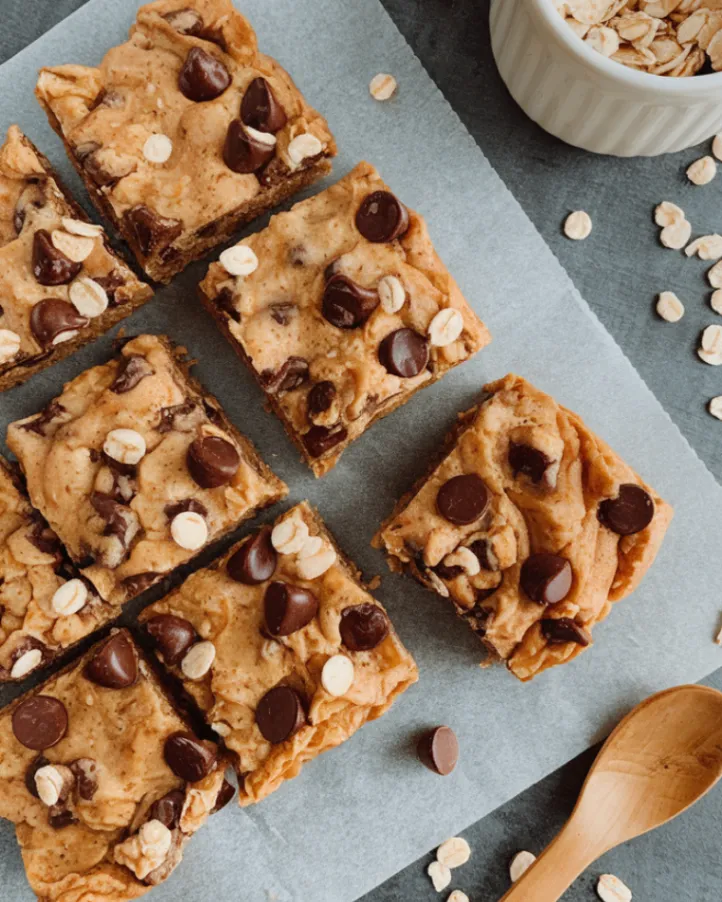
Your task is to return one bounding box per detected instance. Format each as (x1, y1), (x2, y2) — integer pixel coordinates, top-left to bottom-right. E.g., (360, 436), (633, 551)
(520, 553), (573, 606)
(509, 442), (551, 484)
(255, 686), (306, 744)
(437, 474), (491, 525)
(124, 205), (182, 256)
(149, 789), (186, 828)
(178, 47), (231, 102)
(227, 527), (277, 584)
(264, 581), (319, 636)
(322, 275), (379, 329)
(212, 778), (236, 813)
(378, 328), (429, 377)
(84, 633), (138, 689)
(163, 7), (204, 35)
(598, 484), (654, 536)
(261, 356), (309, 394)
(25, 755), (50, 796)
(356, 190), (410, 242)
(146, 614), (197, 666)
(110, 354), (154, 393)
(307, 381), (336, 416)
(339, 603), (389, 651)
(417, 726), (459, 776)
(223, 119), (276, 173)
(32, 230), (82, 286)
(187, 435), (240, 488)
(303, 424), (348, 458)
(241, 77), (288, 133)
(164, 732), (217, 782)
(541, 617), (592, 647)
(30, 299), (88, 347)
(12, 697), (68, 750)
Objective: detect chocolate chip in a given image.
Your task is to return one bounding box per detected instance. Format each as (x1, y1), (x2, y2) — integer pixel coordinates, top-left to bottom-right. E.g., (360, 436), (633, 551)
(541, 617), (592, 647)
(520, 553), (573, 606)
(261, 356), (309, 394)
(598, 484), (654, 536)
(94, 270), (127, 307)
(468, 539), (498, 572)
(110, 354), (154, 393)
(378, 328), (429, 378)
(467, 603), (494, 635)
(269, 303), (296, 325)
(164, 499), (208, 520)
(308, 381), (336, 417)
(30, 299), (88, 347)
(302, 424), (348, 458)
(83, 148), (135, 188)
(437, 474), (490, 525)
(187, 435), (240, 489)
(240, 77), (288, 133)
(417, 726), (459, 776)
(12, 696), (68, 750)
(223, 119), (276, 173)
(84, 633), (138, 689)
(25, 755), (49, 797)
(433, 561), (464, 581)
(157, 400), (197, 433)
(163, 8), (204, 35)
(90, 492), (131, 540)
(27, 517), (62, 557)
(20, 401), (66, 436)
(49, 808), (77, 829)
(214, 286), (240, 322)
(509, 442), (551, 484)
(178, 47), (231, 102)
(322, 275), (379, 329)
(164, 732), (218, 782)
(32, 230), (82, 286)
(264, 581), (319, 636)
(124, 205), (182, 256)
(339, 604), (389, 651)
(69, 758), (98, 800)
(14, 182), (46, 234)
(356, 191), (410, 243)
(227, 528), (277, 585)
(145, 614), (197, 666)
(122, 572), (159, 596)
(149, 789), (186, 829)
(255, 686), (306, 744)
(212, 778), (235, 813)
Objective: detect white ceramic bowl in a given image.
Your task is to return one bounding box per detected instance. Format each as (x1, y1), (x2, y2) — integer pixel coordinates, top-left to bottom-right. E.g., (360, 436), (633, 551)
(490, 0), (722, 157)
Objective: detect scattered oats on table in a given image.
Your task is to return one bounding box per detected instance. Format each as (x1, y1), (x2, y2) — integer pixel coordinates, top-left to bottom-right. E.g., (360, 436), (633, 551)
(437, 837), (471, 869)
(686, 234), (722, 261)
(428, 860), (452, 893)
(369, 73), (398, 101)
(447, 892), (469, 902)
(710, 290), (722, 314)
(687, 156), (717, 186)
(656, 291), (685, 322)
(597, 873), (633, 902)
(698, 324), (722, 365)
(563, 210), (593, 240)
(709, 396), (722, 421)
(655, 200), (691, 249)
(509, 850), (537, 883)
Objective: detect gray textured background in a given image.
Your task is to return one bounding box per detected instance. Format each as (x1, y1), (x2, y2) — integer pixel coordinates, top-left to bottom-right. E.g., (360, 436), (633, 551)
(1, 1), (721, 900)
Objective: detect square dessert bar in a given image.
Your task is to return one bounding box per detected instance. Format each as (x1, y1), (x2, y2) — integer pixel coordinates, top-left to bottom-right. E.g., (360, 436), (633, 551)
(35, 0), (337, 283)
(139, 502), (418, 805)
(0, 126), (152, 392)
(7, 334), (287, 608)
(199, 161), (491, 476)
(0, 629), (232, 901)
(374, 374), (673, 681)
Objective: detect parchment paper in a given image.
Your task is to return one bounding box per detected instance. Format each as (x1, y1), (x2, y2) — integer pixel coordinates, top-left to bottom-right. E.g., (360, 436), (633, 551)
(1, 1), (721, 900)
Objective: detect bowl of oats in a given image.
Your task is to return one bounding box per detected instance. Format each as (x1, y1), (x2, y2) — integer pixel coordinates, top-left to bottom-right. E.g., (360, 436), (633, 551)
(490, 0), (722, 156)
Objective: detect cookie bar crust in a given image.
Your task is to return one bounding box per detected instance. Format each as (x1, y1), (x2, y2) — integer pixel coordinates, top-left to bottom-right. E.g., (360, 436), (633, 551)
(139, 502), (418, 805)
(0, 126), (152, 392)
(0, 629), (229, 902)
(199, 161), (491, 476)
(374, 374), (673, 681)
(7, 334), (287, 608)
(35, 0), (336, 283)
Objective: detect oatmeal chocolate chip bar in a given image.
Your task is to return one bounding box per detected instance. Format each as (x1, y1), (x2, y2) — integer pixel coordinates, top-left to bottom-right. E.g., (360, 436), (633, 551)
(0, 126), (152, 392)
(139, 502), (418, 805)
(199, 161), (491, 477)
(7, 334), (287, 608)
(374, 374), (673, 681)
(35, 0), (337, 283)
(0, 629), (231, 901)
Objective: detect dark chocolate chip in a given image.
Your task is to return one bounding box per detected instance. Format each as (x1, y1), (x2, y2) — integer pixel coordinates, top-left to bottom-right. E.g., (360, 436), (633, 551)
(149, 789), (186, 829)
(164, 732), (218, 782)
(84, 633), (138, 689)
(83, 148), (135, 188)
(227, 527), (277, 585)
(378, 328), (429, 378)
(20, 401), (66, 436)
(417, 726), (459, 776)
(214, 286), (240, 322)
(94, 270), (128, 307)
(157, 400), (197, 433)
(541, 617), (592, 647)
(163, 7), (204, 35)
(69, 758), (98, 800)
(164, 498), (208, 520)
(598, 484), (654, 536)
(468, 539), (497, 572)
(260, 356), (309, 394)
(264, 581), (319, 636)
(212, 778), (235, 813)
(187, 435), (240, 489)
(14, 182), (46, 234)
(436, 474), (490, 526)
(178, 47), (231, 102)
(520, 553), (573, 606)
(25, 755), (50, 797)
(356, 191), (410, 243)
(241, 77), (287, 133)
(110, 354), (154, 394)
(308, 381), (336, 417)
(27, 517), (62, 557)
(48, 807), (77, 829)
(509, 442), (551, 484)
(145, 614), (198, 666)
(269, 302), (296, 325)
(32, 230), (82, 286)
(255, 686), (306, 744)
(322, 275), (379, 330)
(90, 492), (131, 540)
(122, 572), (159, 596)
(433, 561), (464, 581)
(339, 604), (389, 651)
(302, 424), (348, 459)
(223, 119), (276, 173)
(30, 299), (88, 348)
(124, 205), (182, 256)
(467, 603), (494, 636)
(12, 696), (68, 750)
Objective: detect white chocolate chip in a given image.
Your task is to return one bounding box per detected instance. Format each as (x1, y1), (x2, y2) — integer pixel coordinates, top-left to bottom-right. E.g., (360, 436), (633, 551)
(369, 72), (398, 101)
(103, 428), (146, 465)
(596, 874), (632, 902)
(61, 217), (103, 238)
(654, 201), (685, 228)
(447, 893), (469, 902)
(181, 640), (216, 679)
(219, 245), (258, 277)
(709, 396), (722, 420)
(296, 544), (337, 580)
(660, 218), (691, 250)
(563, 210), (592, 240)
(656, 291), (684, 323)
(709, 261), (722, 289)
(297, 535), (324, 559)
(35, 765), (66, 806)
(51, 229), (95, 262)
(443, 547), (481, 576)
(142, 133), (173, 163)
(711, 291), (722, 315)
(271, 515), (309, 554)
(509, 850), (536, 882)
(51, 579), (88, 616)
(246, 125), (277, 147)
(69, 277), (109, 318)
(11, 648), (43, 679)
(211, 721), (231, 737)
(428, 861), (452, 893)
(171, 511), (209, 551)
(429, 308), (464, 347)
(687, 156), (717, 186)
(685, 234), (722, 261)
(437, 837), (471, 869)
(714, 135), (722, 163)
(378, 275), (406, 314)
(287, 133), (323, 167)
(0, 329), (21, 363)
(321, 654), (355, 696)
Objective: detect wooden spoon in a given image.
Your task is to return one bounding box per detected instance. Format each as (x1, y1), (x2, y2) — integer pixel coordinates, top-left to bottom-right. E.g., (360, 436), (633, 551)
(500, 685), (722, 901)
